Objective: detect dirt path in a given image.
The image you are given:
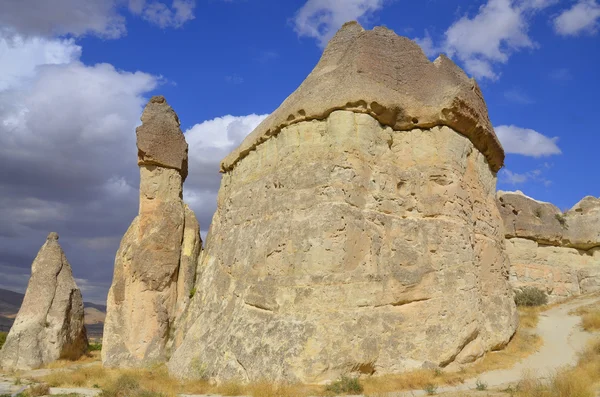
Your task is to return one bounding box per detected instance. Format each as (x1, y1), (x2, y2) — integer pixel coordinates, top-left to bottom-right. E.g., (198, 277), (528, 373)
(389, 294), (600, 396)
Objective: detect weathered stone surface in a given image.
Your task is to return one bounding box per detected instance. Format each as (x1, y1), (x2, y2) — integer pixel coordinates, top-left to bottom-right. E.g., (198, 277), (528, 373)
(136, 96), (189, 180)
(169, 109), (517, 383)
(102, 98), (201, 368)
(0, 233), (88, 370)
(498, 191), (600, 302)
(222, 21), (504, 173)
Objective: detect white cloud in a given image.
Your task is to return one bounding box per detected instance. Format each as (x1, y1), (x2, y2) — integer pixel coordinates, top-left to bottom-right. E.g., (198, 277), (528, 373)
(413, 0), (557, 80)
(442, 0), (541, 80)
(293, 0), (385, 47)
(504, 87), (534, 104)
(553, 0), (600, 36)
(0, 35), (159, 301)
(495, 125), (561, 157)
(0, 0), (196, 39)
(184, 114), (268, 230)
(500, 168), (552, 186)
(0, 36), (81, 91)
(135, 0), (196, 29)
(413, 31), (440, 58)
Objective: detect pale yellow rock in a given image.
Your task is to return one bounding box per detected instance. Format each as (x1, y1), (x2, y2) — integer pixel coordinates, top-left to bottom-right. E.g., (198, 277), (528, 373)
(0, 233), (88, 370)
(102, 98), (201, 368)
(168, 111), (517, 383)
(498, 191), (600, 302)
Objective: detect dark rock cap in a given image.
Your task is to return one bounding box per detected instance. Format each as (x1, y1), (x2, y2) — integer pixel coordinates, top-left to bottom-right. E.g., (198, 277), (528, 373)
(136, 96), (189, 181)
(222, 21), (504, 173)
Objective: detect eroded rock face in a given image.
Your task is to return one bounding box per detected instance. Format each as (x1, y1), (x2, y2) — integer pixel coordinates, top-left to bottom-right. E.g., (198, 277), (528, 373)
(169, 107), (517, 380)
(0, 233), (88, 370)
(102, 96), (201, 367)
(498, 191), (600, 302)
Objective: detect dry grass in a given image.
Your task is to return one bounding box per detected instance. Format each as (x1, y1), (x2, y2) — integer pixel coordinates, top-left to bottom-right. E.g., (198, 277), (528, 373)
(518, 307), (542, 329)
(41, 365), (320, 397)
(515, 338), (600, 397)
(572, 304), (600, 331)
(39, 306), (547, 396)
(45, 351), (101, 369)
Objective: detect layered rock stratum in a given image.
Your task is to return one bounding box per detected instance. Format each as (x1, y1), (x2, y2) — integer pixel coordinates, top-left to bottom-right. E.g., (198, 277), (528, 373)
(498, 190), (600, 301)
(102, 96), (201, 367)
(0, 233), (88, 370)
(168, 23), (518, 383)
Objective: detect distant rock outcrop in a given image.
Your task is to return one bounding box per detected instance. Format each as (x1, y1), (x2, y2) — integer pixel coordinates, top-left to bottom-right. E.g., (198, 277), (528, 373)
(102, 96), (201, 367)
(168, 23), (517, 383)
(498, 190), (600, 301)
(0, 233), (88, 370)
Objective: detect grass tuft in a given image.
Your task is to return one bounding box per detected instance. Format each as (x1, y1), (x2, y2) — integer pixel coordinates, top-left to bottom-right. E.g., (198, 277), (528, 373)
(324, 376), (363, 395)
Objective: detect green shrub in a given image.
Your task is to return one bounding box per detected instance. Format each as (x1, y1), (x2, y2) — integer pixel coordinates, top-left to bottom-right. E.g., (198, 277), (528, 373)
(99, 375), (165, 397)
(88, 342), (102, 351)
(189, 287), (196, 299)
(475, 379), (488, 391)
(325, 376), (363, 394)
(423, 383), (438, 395)
(0, 332), (6, 349)
(514, 287), (548, 307)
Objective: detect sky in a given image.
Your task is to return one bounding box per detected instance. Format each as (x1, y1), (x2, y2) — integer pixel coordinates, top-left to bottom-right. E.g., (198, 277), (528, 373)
(0, 0), (598, 303)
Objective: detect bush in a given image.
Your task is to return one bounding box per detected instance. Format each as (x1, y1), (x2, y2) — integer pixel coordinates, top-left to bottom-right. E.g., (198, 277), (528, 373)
(475, 379), (488, 391)
(325, 376), (363, 394)
(423, 383), (438, 395)
(0, 332), (6, 349)
(26, 384), (50, 397)
(99, 375), (166, 397)
(514, 287), (548, 307)
(88, 342), (102, 351)
(189, 287), (197, 299)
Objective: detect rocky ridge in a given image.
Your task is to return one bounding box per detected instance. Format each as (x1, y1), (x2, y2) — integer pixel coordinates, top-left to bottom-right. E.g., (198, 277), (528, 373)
(498, 190), (600, 301)
(102, 96), (201, 367)
(0, 233), (88, 370)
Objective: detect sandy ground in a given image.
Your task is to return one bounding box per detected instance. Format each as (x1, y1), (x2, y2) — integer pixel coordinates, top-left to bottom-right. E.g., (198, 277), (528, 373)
(0, 294), (598, 396)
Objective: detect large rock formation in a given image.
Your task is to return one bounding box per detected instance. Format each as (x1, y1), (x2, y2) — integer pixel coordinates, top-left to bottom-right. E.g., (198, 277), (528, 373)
(102, 96), (201, 367)
(498, 190), (600, 301)
(0, 233), (88, 370)
(169, 23), (517, 383)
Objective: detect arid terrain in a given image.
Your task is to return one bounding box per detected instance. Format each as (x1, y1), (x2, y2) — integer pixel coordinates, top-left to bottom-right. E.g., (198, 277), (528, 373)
(1, 292), (598, 397)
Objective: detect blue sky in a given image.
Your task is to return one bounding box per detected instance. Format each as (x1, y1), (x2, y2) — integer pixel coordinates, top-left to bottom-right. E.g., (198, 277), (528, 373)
(0, 0), (599, 302)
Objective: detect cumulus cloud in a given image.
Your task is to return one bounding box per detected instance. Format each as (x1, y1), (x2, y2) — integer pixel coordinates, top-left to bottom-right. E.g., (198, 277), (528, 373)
(499, 168), (552, 186)
(133, 0), (196, 29)
(413, 0), (558, 80)
(553, 0), (600, 36)
(293, 0), (385, 47)
(0, 34), (159, 301)
(184, 114), (269, 233)
(0, 0), (195, 39)
(495, 125), (562, 157)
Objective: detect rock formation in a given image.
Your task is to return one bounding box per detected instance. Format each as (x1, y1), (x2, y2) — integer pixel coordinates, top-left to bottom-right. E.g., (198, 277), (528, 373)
(168, 22), (518, 383)
(498, 190), (600, 302)
(0, 233), (88, 370)
(102, 96), (201, 367)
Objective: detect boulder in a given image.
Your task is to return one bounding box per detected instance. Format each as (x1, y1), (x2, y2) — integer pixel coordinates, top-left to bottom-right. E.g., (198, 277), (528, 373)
(0, 233), (88, 370)
(102, 96), (201, 367)
(498, 191), (600, 302)
(168, 23), (517, 383)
